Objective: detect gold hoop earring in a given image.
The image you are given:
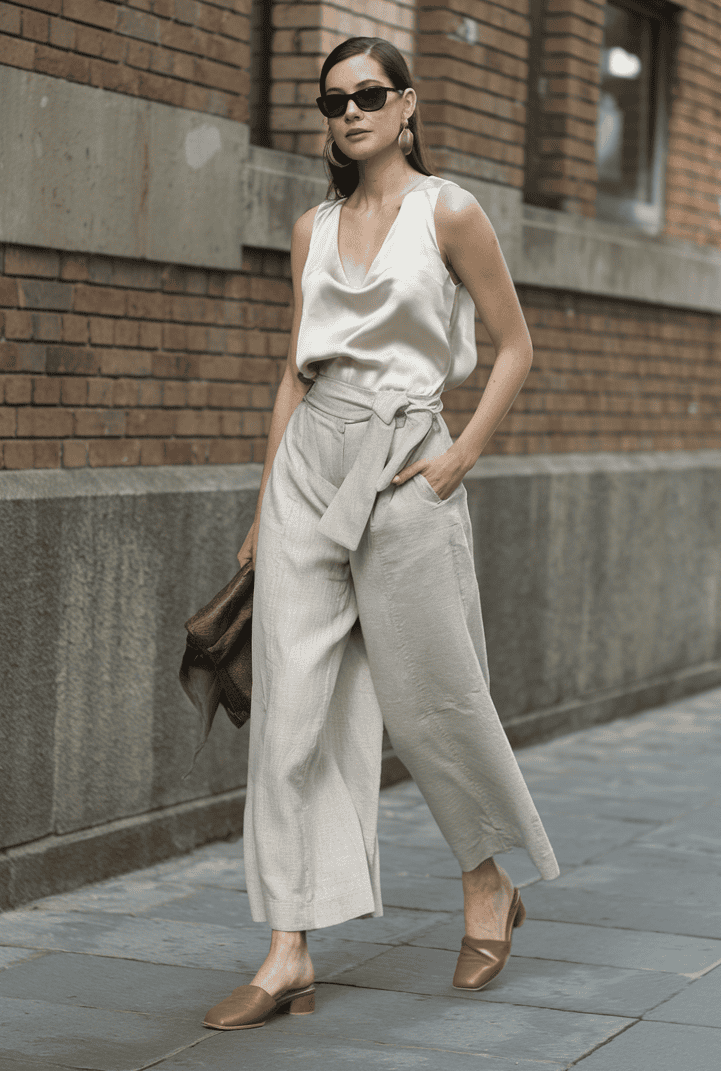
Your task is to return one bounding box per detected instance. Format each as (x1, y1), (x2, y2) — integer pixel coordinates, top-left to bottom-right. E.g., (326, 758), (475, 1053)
(327, 139), (352, 168)
(398, 118), (414, 156)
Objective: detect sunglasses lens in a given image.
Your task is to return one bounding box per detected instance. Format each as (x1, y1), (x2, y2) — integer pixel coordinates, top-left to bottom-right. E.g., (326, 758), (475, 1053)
(317, 87), (390, 117)
(322, 96), (346, 117)
(356, 88), (386, 111)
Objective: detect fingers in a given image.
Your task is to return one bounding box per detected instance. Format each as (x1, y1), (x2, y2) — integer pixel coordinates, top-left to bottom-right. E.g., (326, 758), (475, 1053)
(392, 460), (425, 485)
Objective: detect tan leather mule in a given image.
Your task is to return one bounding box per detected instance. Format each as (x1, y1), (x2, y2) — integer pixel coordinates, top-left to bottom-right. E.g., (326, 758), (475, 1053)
(452, 886), (526, 991)
(203, 983), (315, 1029)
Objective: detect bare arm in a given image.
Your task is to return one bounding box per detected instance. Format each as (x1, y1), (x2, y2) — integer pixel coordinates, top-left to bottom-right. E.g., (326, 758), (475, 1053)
(392, 187), (533, 498)
(237, 205), (319, 567)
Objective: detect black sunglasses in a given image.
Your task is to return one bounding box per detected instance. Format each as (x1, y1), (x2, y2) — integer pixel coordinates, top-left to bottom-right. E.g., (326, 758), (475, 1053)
(316, 86), (405, 119)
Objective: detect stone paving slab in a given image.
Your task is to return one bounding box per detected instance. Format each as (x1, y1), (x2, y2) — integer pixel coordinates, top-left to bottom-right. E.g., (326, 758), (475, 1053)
(268, 984), (631, 1063)
(154, 1033), (569, 1070)
(0, 996), (207, 1071)
(520, 884), (721, 938)
(488, 918), (721, 975)
(1, 686), (720, 1070)
(0, 951), (253, 1017)
(409, 910), (721, 971)
(634, 800), (721, 856)
(572, 1020), (720, 1070)
(644, 964), (721, 1027)
(139, 842), (247, 891)
(0, 908), (390, 979)
(330, 943), (686, 1016)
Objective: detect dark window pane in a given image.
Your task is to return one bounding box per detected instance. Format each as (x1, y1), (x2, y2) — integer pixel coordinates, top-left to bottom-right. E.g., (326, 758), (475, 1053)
(250, 0), (272, 148)
(596, 3), (658, 203)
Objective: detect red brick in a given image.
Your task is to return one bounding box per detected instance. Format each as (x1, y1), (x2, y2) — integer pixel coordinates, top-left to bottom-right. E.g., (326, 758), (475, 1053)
(32, 312), (63, 341)
(0, 3), (22, 34)
(49, 14), (75, 47)
(74, 285), (126, 316)
(125, 408), (174, 435)
(32, 439), (62, 467)
(4, 248), (59, 278)
(99, 379), (133, 406)
(100, 349), (153, 377)
(139, 439), (165, 465)
(22, 8), (49, 41)
(2, 374), (33, 404)
(63, 440), (89, 466)
(5, 311), (33, 339)
(62, 0), (117, 31)
(74, 408), (127, 436)
(45, 344), (99, 375)
(35, 42), (91, 82)
(2, 441), (34, 468)
(88, 438), (142, 466)
(60, 377), (88, 405)
(0, 31), (35, 68)
(208, 438), (252, 464)
(32, 376), (62, 404)
(0, 341), (46, 372)
(89, 317), (114, 345)
(17, 408), (73, 437)
(0, 407), (17, 436)
(138, 379), (163, 406)
(62, 314), (89, 343)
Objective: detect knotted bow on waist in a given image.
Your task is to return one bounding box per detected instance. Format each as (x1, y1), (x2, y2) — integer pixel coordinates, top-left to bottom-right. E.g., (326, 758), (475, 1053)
(304, 372), (443, 551)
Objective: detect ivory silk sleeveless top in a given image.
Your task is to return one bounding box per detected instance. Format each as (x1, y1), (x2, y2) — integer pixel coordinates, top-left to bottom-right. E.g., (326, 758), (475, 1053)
(295, 175), (478, 396)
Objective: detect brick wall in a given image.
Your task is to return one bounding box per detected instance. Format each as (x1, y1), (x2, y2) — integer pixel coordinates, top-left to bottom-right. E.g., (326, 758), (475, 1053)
(524, 0), (605, 216)
(416, 0), (531, 187)
(1, 0), (721, 470)
(2, 240), (719, 467)
(444, 289), (721, 453)
(269, 0), (416, 156)
(0, 0), (250, 120)
(0, 244), (288, 468)
(664, 2), (721, 247)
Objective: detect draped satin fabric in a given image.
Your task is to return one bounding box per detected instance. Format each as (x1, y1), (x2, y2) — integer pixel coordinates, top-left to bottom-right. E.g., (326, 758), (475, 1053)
(295, 175), (479, 396)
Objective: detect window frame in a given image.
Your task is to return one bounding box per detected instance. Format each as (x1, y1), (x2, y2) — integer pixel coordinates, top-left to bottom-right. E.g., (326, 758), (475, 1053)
(594, 0), (676, 235)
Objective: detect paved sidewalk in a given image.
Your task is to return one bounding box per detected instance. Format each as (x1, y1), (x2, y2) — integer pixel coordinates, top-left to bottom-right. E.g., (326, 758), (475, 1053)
(1, 688), (720, 1071)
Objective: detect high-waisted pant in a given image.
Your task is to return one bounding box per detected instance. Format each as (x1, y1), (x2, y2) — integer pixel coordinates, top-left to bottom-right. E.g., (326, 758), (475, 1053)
(244, 373), (559, 931)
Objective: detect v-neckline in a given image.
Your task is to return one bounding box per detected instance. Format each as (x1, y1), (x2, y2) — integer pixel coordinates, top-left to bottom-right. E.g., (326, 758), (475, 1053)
(336, 175), (430, 288)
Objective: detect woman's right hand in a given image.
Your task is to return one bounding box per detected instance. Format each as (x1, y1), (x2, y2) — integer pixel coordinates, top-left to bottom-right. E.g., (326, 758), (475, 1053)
(237, 517), (259, 571)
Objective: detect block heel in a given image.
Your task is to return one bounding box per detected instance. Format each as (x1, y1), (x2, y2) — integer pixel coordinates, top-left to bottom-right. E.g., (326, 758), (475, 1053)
(513, 897), (526, 928)
(287, 990), (315, 1015)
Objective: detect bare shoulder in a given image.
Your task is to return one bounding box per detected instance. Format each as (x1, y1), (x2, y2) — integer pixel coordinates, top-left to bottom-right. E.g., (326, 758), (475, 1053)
(435, 182), (498, 246)
(290, 203), (324, 285)
(291, 202), (321, 248)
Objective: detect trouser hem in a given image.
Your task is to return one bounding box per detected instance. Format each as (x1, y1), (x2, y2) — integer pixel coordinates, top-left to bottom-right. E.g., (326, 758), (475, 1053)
(250, 889), (383, 932)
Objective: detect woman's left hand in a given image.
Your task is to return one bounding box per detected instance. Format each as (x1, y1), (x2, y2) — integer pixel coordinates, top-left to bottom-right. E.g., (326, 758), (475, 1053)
(391, 445), (472, 501)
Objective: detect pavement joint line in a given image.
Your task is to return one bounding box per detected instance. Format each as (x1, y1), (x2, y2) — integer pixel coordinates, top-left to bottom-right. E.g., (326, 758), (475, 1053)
(566, 1017), (641, 1066)
(310, 982), (643, 1020)
(683, 956), (721, 979)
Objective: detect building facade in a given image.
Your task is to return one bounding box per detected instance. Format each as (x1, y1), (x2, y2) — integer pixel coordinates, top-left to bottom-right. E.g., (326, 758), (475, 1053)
(1, 1), (721, 906)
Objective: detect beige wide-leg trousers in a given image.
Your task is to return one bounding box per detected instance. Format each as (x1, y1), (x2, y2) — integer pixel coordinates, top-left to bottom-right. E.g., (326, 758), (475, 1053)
(243, 373), (559, 931)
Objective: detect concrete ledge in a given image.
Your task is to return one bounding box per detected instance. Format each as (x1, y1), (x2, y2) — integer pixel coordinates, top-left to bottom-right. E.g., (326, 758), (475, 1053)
(516, 203), (721, 314)
(2, 452), (720, 906)
(3, 65), (721, 312)
(0, 65), (248, 269)
(0, 788), (247, 912)
(503, 659), (721, 749)
(0, 750), (410, 911)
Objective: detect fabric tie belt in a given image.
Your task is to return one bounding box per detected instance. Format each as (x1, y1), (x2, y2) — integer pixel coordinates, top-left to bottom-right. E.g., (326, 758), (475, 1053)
(304, 372), (443, 552)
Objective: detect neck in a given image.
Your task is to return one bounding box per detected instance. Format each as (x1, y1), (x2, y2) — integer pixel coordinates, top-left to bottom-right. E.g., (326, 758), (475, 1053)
(354, 148), (422, 211)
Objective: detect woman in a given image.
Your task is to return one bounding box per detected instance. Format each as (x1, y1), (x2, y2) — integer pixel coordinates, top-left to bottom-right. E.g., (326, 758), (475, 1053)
(204, 36), (559, 1031)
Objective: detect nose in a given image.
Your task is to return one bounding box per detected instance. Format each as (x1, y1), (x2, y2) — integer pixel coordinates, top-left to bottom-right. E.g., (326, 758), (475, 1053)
(345, 98), (363, 118)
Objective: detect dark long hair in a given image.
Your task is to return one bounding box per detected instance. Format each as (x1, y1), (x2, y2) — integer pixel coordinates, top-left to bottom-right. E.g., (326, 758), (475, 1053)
(320, 37), (435, 201)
